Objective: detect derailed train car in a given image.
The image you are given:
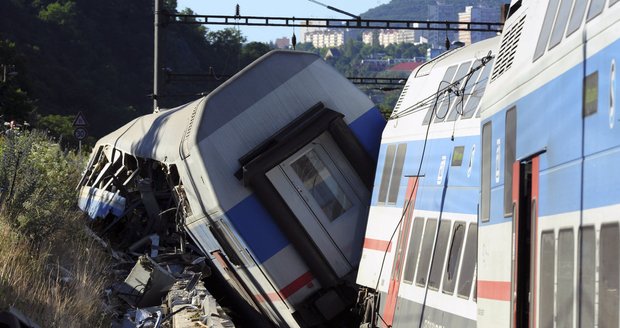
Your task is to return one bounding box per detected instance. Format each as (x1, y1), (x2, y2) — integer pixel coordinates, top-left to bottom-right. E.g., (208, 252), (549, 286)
(355, 37), (499, 328)
(77, 50), (385, 327)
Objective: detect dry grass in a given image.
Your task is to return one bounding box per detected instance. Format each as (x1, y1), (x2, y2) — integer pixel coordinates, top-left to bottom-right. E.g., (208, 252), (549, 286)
(0, 203), (113, 327)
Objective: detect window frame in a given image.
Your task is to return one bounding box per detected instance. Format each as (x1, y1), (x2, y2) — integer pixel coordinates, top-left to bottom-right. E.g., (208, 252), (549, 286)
(442, 221), (467, 295)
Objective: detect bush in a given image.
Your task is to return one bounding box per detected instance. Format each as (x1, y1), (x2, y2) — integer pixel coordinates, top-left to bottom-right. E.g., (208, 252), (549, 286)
(0, 130), (112, 327)
(0, 130), (83, 242)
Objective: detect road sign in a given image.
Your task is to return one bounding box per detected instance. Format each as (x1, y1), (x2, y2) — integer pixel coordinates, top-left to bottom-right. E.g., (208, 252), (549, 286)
(74, 127), (88, 140)
(73, 111), (89, 127)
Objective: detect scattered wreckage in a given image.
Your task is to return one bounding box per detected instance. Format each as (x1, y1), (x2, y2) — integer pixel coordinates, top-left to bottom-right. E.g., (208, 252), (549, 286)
(77, 50), (384, 327)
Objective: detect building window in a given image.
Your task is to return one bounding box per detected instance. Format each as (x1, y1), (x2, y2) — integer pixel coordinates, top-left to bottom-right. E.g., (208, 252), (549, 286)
(378, 143), (407, 205)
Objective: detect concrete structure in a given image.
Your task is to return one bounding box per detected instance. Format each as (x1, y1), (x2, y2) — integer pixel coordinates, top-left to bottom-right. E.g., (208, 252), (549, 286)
(424, 2), (458, 49)
(275, 37), (290, 49)
(378, 30), (416, 47)
(458, 6), (501, 46)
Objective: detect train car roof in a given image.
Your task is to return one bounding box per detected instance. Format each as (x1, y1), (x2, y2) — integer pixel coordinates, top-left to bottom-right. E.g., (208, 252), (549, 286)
(95, 50), (329, 164)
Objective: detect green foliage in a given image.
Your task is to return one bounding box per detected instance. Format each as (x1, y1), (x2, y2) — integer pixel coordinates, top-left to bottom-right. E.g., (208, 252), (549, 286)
(38, 1), (76, 26)
(241, 42), (272, 67)
(0, 130), (84, 242)
(37, 114), (73, 139)
(0, 39), (37, 123)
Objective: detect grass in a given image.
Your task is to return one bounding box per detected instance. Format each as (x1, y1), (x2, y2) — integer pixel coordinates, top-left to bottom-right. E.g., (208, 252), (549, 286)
(0, 131), (113, 327)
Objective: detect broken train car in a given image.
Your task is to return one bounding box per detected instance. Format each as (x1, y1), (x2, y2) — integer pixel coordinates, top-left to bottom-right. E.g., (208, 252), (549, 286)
(77, 50), (385, 327)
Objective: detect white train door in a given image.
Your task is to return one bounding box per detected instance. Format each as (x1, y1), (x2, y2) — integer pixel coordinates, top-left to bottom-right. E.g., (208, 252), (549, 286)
(511, 156), (540, 328)
(266, 132), (370, 277)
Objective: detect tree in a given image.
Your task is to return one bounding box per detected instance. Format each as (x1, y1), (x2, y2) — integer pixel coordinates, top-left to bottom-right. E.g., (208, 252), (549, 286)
(241, 42), (272, 67)
(38, 1), (76, 26)
(0, 39), (37, 124)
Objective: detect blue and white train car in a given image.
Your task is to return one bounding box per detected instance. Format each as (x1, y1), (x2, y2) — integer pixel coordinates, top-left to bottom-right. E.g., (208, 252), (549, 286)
(78, 50), (385, 327)
(356, 37), (499, 328)
(477, 0), (620, 327)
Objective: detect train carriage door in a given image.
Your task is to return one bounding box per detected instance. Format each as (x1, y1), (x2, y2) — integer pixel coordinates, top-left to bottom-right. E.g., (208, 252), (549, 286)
(383, 177), (419, 327)
(511, 156), (540, 328)
(266, 132), (370, 277)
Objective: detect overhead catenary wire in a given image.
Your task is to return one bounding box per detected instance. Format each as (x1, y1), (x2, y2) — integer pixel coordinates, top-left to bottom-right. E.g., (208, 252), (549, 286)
(390, 52), (493, 121)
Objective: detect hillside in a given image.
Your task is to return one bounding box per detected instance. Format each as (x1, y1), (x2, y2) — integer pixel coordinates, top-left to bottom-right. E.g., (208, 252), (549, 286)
(0, 0), (269, 138)
(362, 0), (510, 20)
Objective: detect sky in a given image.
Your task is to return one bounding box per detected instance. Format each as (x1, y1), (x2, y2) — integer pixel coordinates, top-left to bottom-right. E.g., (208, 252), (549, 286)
(177, 0), (390, 43)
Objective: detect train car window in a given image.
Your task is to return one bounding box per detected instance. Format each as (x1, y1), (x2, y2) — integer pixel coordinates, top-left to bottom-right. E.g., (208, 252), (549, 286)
(549, 0), (575, 49)
(584, 71), (599, 116)
(378, 144), (397, 203)
(586, 0), (605, 21)
(481, 122), (492, 222)
(378, 143), (407, 205)
(435, 61), (472, 123)
(290, 150), (353, 221)
(599, 223), (619, 328)
(539, 230), (555, 328)
(463, 59), (494, 119)
(428, 221), (452, 290)
(557, 229), (574, 328)
(566, 0), (588, 36)
(416, 218), (438, 287)
(533, 0), (560, 61)
(457, 223), (477, 299)
(580, 226), (595, 328)
(447, 60), (483, 122)
(423, 65), (458, 125)
(403, 217), (425, 284)
(387, 144), (407, 204)
(504, 107), (516, 217)
(451, 146), (465, 166)
(443, 221), (466, 295)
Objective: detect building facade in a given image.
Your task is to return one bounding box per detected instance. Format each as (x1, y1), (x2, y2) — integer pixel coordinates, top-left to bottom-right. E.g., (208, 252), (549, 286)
(458, 6), (501, 45)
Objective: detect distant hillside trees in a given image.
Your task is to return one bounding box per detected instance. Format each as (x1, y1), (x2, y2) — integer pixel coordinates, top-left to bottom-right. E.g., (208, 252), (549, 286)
(0, 0), (272, 139)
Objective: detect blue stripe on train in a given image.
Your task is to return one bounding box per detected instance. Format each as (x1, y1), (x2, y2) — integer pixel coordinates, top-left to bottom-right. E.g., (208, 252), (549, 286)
(348, 107), (386, 160)
(371, 135), (481, 214)
(225, 108), (385, 263)
(225, 194), (289, 263)
(481, 34), (620, 226)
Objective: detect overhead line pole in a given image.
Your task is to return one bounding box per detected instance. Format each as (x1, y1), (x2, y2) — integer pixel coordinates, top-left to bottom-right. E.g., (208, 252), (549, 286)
(153, 0), (162, 112)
